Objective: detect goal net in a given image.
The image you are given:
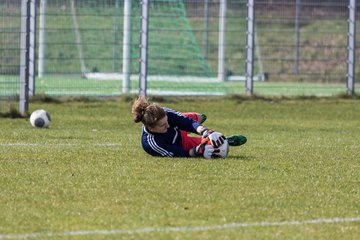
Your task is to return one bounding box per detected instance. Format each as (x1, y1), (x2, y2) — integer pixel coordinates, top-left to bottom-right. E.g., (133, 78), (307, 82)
(76, 0), (215, 79)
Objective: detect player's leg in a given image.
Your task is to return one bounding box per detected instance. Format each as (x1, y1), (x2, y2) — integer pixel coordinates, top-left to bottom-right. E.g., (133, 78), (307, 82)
(181, 133), (247, 150)
(183, 112), (207, 124)
(226, 134), (247, 146)
(180, 112), (207, 151)
(183, 112), (246, 147)
(180, 131), (202, 151)
(199, 113), (207, 123)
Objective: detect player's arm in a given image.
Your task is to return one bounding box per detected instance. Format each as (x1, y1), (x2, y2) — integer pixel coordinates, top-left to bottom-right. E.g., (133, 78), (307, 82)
(143, 136), (217, 158)
(143, 137), (191, 157)
(165, 108), (202, 133)
(196, 125), (206, 135)
(165, 108), (226, 148)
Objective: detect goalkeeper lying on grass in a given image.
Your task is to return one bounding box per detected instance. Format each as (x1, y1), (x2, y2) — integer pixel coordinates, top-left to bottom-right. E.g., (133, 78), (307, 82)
(131, 97), (247, 158)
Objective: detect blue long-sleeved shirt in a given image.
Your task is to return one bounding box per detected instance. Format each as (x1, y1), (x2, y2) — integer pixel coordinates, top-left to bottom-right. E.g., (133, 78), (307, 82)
(141, 108), (201, 157)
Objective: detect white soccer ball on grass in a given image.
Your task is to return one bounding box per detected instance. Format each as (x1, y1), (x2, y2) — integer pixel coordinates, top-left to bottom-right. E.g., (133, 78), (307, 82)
(202, 137), (229, 159)
(30, 109), (51, 128)
(216, 139), (229, 158)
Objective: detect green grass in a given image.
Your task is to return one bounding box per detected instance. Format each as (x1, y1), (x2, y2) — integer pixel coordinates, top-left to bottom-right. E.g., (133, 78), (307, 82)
(1, 96), (359, 239)
(0, 75), (350, 97)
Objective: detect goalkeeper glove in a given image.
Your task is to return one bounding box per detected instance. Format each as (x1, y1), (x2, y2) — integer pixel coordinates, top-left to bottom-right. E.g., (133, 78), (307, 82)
(201, 128), (226, 148)
(200, 127), (213, 138)
(208, 131), (226, 148)
(192, 141), (220, 159)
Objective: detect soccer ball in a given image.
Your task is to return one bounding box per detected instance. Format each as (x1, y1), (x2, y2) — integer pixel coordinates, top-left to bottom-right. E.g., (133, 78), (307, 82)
(216, 140), (229, 158)
(30, 109), (51, 128)
(202, 138), (229, 159)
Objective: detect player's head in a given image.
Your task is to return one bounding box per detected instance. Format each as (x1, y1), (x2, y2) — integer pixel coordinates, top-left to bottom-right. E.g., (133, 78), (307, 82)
(132, 96), (168, 133)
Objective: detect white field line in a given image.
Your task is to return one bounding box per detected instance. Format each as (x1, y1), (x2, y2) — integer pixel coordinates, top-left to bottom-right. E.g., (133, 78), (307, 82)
(84, 73), (265, 82)
(0, 217), (359, 239)
(0, 143), (119, 147)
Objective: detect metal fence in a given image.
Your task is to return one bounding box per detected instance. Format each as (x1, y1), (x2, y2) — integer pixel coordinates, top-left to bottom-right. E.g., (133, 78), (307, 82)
(0, 0), (358, 114)
(255, 0), (353, 81)
(0, 0), (22, 114)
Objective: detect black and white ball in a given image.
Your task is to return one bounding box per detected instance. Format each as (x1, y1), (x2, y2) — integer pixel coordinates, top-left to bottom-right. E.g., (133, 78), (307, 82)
(203, 138), (229, 159)
(216, 140), (229, 158)
(30, 109), (51, 128)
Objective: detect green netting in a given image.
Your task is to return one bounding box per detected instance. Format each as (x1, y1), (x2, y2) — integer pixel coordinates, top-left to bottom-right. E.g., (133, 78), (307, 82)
(145, 0), (214, 76)
(42, 0), (213, 77)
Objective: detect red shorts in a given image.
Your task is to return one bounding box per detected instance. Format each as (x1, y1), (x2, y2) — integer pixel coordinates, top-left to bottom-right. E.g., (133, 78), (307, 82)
(180, 112), (202, 151)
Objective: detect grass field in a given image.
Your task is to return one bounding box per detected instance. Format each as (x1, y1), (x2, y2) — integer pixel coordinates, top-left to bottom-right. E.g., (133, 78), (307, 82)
(0, 75), (351, 97)
(0, 96), (359, 239)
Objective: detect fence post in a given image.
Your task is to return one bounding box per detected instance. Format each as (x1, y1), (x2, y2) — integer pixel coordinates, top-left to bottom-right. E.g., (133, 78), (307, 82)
(139, 0), (149, 96)
(203, 0), (209, 60)
(218, 0), (227, 82)
(38, 0), (46, 78)
(113, 0), (120, 73)
(28, 0), (36, 96)
(20, 0), (29, 114)
(246, 0), (255, 95)
(347, 0), (356, 95)
(20, 0), (37, 114)
(122, 0), (132, 94)
(293, 0), (301, 74)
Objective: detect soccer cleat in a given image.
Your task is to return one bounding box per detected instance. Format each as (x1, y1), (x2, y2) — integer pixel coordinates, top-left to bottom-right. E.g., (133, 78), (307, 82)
(226, 135), (247, 146)
(200, 113), (207, 124)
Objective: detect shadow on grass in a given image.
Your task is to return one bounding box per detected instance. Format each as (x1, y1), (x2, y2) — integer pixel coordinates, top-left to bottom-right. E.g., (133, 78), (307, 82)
(228, 155), (252, 161)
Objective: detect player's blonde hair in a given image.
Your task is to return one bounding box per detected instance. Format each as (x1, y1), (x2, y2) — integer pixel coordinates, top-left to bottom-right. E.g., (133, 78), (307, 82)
(131, 96), (166, 128)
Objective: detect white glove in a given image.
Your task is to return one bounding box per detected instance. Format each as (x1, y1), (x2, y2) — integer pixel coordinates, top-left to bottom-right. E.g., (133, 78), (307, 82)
(208, 132), (226, 148)
(194, 143), (220, 159)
